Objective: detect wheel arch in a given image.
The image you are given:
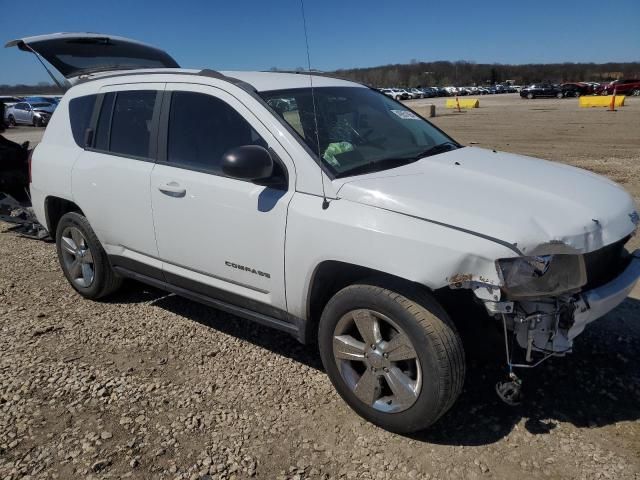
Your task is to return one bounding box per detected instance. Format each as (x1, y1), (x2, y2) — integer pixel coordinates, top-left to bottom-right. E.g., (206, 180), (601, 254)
(44, 195), (84, 237)
(303, 260), (435, 344)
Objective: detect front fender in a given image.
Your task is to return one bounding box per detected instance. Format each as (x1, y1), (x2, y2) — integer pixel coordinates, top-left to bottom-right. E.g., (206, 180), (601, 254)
(285, 195), (514, 320)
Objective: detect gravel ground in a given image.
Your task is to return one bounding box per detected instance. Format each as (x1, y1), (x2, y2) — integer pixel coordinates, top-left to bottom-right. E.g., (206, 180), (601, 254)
(1, 94), (639, 480)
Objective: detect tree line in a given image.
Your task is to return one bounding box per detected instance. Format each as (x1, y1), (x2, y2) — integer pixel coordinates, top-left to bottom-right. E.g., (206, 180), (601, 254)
(329, 60), (640, 87)
(0, 83), (66, 96)
(2, 61), (639, 94)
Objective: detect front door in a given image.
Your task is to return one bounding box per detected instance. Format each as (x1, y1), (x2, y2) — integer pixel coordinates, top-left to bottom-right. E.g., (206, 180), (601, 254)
(150, 84), (294, 315)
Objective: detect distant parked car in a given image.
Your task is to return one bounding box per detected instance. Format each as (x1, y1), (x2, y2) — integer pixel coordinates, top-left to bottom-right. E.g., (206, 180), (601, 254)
(408, 88), (424, 99)
(561, 83), (592, 98)
(476, 87), (490, 95)
(597, 79), (640, 96)
(380, 88), (409, 101)
(520, 84), (563, 99)
(6, 101), (56, 126)
(0, 96), (24, 123)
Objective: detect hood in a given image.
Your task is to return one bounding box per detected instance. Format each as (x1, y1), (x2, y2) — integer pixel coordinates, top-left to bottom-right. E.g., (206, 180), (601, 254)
(335, 147), (638, 255)
(32, 106), (55, 114)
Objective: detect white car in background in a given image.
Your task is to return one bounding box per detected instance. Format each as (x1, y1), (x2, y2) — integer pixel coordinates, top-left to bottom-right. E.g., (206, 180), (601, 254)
(6, 100), (56, 127)
(0, 96), (23, 123)
(9, 32), (640, 434)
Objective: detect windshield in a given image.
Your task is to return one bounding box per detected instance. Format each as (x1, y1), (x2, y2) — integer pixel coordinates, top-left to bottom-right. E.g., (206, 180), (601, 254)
(260, 87), (458, 177)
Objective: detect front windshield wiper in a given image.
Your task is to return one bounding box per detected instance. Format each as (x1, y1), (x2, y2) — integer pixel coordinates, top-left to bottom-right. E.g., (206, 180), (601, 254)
(334, 142), (461, 179)
(407, 141), (461, 160)
(334, 156), (421, 178)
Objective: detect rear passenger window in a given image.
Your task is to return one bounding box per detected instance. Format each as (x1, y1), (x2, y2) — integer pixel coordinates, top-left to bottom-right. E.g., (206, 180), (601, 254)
(69, 94), (97, 147)
(93, 91), (157, 158)
(109, 91), (157, 158)
(167, 91), (267, 174)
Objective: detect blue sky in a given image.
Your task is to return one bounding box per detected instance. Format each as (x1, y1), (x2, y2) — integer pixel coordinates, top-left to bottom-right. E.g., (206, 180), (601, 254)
(1, 0), (638, 85)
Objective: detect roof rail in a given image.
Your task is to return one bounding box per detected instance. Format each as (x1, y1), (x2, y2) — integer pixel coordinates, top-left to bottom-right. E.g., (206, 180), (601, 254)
(73, 68), (257, 93)
(198, 69), (257, 93)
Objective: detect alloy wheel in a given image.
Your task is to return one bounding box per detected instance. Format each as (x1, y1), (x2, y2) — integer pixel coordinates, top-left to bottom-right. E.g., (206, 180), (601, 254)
(332, 309), (422, 413)
(60, 226), (95, 288)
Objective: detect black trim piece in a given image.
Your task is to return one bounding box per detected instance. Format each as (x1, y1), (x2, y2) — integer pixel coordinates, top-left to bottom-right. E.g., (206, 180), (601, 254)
(113, 266), (300, 338)
(198, 69), (257, 94)
(84, 93), (104, 148)
(156, 90), (171, 163)
(105, 92), (116, 150)
(148, 90), (163, 160)
(163, 271), (288, 321)
(109, 255), (165, 281)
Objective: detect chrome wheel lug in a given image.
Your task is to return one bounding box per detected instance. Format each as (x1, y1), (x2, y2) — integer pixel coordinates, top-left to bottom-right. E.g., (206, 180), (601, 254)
(383, 367), (389, 373)
(383, 352), (389, 359)
(371, 344), (376, 349)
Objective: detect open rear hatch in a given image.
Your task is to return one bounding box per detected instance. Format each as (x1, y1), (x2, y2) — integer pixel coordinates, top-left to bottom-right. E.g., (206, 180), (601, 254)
(5, 32), (179, 84)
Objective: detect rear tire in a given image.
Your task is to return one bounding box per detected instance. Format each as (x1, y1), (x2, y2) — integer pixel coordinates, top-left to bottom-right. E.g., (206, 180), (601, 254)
(318, 281), (465, 433)
(556, 92), (563, 99)
(632, 89), (640, 96)
(527, 93), (534, 99)
(55, 212), (123, 300)
(8, 115), (16, 127)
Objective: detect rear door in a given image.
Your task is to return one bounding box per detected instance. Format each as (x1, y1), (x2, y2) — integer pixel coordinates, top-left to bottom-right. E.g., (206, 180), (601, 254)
(5, 33), (179, 84)
(71, 83), (164, 271)
(12, 103), (26, 123)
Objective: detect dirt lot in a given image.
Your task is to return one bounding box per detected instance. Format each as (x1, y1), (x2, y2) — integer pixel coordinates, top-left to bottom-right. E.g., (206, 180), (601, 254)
(1, 94), (639, 480)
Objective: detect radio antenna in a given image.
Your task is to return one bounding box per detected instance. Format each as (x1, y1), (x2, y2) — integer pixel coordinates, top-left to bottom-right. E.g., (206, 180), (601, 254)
(300, 0), (330, 209)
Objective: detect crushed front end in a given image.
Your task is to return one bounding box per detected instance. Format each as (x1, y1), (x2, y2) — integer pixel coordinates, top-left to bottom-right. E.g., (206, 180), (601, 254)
(453, 232), (640, 404)
(489, 238), (639, 360)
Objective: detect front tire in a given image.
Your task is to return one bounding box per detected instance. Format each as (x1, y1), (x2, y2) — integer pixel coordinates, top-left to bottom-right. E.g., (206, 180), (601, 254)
(318, 282), (465, 433)
(632, 89), (640, 96)
(527, 92), (534, 99)
(556, 92), (563, 99)
(8, 115), (16, 126)
(55, 212), (123, 299)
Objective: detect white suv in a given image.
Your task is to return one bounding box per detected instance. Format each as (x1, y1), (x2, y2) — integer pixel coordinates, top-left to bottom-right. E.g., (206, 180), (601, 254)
(9, 33), (640, 433)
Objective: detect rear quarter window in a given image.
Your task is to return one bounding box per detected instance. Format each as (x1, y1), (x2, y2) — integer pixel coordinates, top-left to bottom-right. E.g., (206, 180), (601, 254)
(69, 95), (97, 147)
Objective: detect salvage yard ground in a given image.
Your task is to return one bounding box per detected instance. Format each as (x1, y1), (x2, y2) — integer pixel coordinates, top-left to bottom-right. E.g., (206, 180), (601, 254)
(1, 93), (639, 479)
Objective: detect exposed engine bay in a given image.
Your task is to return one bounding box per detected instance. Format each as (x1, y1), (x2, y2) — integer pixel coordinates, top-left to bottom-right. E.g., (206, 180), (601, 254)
(473, 239), (640, 405)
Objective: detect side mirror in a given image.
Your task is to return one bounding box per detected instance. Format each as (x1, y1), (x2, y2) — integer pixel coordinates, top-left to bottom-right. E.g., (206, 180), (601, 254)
(222, 145), (273, 181)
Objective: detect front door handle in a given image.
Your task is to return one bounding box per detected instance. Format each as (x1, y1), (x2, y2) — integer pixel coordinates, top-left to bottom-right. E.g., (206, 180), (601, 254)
(158, 182), (186, 198)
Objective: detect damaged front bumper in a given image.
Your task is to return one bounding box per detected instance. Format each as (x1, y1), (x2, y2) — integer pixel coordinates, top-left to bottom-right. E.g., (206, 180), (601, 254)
(570, 250), (640, 339)
(483, 249), (640, 359)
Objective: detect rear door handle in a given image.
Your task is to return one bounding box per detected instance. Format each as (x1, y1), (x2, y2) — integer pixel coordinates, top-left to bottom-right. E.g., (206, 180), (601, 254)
(158, 182), (186, 198)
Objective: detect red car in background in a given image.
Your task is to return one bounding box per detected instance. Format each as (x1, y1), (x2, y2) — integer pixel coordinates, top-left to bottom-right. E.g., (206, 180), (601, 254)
(597, 79), (640, 96)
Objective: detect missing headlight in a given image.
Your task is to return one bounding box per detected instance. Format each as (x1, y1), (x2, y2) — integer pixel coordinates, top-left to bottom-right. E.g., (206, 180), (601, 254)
(496, 254), (587, 299)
